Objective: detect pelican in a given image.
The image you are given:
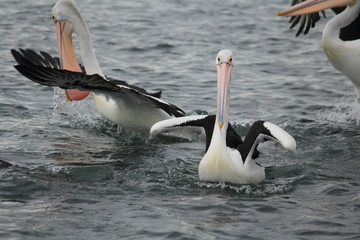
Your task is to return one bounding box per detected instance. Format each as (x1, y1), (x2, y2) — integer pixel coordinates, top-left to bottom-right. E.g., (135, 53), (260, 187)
(150, 50), (296, 185)
(286, 1), (360, 39)
(277, 0), (360, 100)
(12, 0), (185, 130)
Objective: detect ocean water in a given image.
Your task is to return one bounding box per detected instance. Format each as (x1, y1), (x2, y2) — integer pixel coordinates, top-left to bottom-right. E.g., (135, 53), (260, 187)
(1, 0), (360, 239)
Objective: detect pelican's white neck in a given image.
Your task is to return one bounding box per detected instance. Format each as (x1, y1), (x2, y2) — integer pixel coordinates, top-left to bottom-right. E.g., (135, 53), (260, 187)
(323, 2), (360, 41)
(75, 20), (105, 78)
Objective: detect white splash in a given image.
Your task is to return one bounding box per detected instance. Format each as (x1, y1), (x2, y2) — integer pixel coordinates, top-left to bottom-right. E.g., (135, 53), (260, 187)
(317, 96), (360, 126)
(50, 88), (101, 128)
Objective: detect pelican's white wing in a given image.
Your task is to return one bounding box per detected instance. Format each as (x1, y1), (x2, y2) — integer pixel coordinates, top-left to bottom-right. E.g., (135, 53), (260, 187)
(263, 122), (297, 153)
(150, 115), (208, 140)
(239, 120), (296, 163)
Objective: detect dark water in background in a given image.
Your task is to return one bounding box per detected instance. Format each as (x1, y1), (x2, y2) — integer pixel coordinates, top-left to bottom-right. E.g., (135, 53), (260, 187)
(1, 0), (360, 239)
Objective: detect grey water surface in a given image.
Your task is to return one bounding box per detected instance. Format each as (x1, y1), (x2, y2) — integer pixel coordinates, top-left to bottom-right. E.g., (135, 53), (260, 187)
(1, 0), (359, 239)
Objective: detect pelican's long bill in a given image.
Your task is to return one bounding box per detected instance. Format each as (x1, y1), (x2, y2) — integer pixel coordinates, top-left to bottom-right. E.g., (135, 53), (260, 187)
(54, 17), (90, 101)
(216, 52), (233, 129)
(276, 0), (354, 16)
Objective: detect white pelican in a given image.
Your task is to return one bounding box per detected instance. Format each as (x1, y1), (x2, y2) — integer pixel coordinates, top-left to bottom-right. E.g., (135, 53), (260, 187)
(12, 0), (185, 130)
(150, 50), (297, 185)
(277, 0), (360, 100)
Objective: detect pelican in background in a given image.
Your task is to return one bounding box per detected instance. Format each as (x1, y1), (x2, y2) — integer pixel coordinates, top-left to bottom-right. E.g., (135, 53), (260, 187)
(12, 0), (185, 130)
(150, 50), (296, 184)
(277, 0), (360, 100)
(286, 0), (360, 39)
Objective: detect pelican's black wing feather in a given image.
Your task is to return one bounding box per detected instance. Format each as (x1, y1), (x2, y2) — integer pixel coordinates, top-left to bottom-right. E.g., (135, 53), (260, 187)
(107, 78), (162, 98)
(237, 121), (269, 162)
(151, 115), (243, 152)
(286, 1), (359, 40)
(11, 48), (61, 69)
(11, 49), (163, 99)
(12, 48), (185, 117)
(179, 115), (243, 152)
(237, 121), (296, 163)
(287, 0), (325, 36)
(14, 64), (120, 92)
(14, 64), (185, 117)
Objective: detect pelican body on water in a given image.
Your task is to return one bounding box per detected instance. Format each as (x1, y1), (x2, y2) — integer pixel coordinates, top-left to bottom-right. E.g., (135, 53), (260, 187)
(277, 0), (360, 100)
(12, 0), (185, 130)
(151, 50), (296, 185)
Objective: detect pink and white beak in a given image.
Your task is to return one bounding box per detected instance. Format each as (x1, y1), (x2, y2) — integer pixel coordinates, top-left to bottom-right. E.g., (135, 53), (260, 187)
(55, 20), (90, 101)
(216, 62), (233, 129)
(276, 0), (354, 17)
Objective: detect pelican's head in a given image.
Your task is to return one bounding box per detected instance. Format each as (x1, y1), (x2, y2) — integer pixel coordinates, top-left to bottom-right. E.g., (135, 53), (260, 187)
(216, 49), (233, 130)
(52, 0), (90, 101)
(276, 0), (355, 17)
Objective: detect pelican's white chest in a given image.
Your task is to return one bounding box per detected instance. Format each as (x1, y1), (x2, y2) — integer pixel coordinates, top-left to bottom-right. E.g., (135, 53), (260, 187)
(321, 6), (360, 98)
(322, 38), (360, 74)
(322, 37), (360, 97)
(199, 141), (234, 182)
(198, 126), (265, 185)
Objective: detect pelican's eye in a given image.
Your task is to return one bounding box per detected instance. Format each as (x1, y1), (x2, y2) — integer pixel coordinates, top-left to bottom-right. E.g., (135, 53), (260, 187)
(228, 57), (233, 64)
(52, 14), (57, 23)
(217, 56), (222, 64)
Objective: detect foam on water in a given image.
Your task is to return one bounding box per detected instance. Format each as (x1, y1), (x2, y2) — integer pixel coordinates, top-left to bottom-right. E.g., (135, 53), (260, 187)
(317, 96), (360, 126)
(50, 88), (101, 128)
(49, 88), (151, 142)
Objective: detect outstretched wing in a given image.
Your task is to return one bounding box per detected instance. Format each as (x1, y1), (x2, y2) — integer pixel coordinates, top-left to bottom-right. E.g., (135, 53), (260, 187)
(11, 49), (162, 98)
(12, 49), (184, 118)
(11, 48), (61, 69)
(150, 115), (243, 152)
(238, 121), (296, 162)
(106, 77), (162, 98)
(14, 64), (185, 117)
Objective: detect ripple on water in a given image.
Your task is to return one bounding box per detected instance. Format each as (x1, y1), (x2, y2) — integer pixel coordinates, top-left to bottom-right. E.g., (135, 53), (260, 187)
(0, 103), (31, 118)
(197, 180), (296, 198)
